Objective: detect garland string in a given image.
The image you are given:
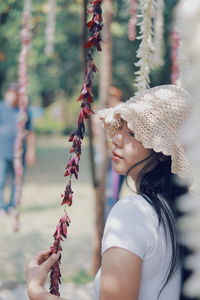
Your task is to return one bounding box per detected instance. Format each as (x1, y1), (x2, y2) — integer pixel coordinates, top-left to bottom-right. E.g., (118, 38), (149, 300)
(14, 0), (32, 225)
(49, 1), (103, 296)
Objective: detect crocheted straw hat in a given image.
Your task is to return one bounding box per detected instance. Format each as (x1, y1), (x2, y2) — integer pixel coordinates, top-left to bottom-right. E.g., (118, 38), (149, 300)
(97, 85), (193, 178)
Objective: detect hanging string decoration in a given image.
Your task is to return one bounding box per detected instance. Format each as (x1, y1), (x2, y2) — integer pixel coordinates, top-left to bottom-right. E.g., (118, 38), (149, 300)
(49, 0), (104, 296)
(171, 30), (180, 84)
(151, 0), (164, 69)
(134, 0), (156, 92)
(45, 0), (56, 56)
(14, 0), (32, 216)
(128, 0), (138, 41)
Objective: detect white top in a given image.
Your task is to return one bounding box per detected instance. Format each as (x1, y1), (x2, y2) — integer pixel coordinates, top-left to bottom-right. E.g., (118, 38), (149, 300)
(94, 194), (181, 300)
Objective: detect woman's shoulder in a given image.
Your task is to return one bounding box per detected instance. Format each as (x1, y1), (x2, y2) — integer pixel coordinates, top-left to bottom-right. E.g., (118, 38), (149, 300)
(112, 194), (158, 223)
(102, 194), (159, 258)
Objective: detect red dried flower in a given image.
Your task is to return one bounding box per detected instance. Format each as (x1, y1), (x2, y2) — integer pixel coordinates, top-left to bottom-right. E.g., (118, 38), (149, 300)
(90, 62), (98, 73)
(78, 104), (94, 123)
(49, 0), (103, 296)
(50, 260), (61, 296)
(69, 124), (85, 142)
(87, 13), (102, 28)
(85, 32), (102, 51)
(77, 83), (94, 103)
(49, 213), (71, 296)
(69, 135), (82, 155)
(64, 154), (80, 179)
(61, 181), (73, 206)
(88, 0), (103, 14)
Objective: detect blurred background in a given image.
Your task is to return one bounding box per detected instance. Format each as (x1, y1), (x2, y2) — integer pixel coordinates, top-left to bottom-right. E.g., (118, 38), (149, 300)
(0, 0), (200, 299)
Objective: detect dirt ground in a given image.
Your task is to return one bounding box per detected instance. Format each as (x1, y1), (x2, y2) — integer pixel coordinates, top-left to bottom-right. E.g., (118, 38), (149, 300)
(0, 135), (130, 300)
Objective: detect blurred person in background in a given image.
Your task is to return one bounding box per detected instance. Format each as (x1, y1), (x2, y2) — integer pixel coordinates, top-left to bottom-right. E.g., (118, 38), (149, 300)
(0, 82), (36, 216)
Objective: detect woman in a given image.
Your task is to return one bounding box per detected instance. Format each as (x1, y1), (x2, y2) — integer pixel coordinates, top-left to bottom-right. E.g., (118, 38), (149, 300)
(26, 85), (193, 300)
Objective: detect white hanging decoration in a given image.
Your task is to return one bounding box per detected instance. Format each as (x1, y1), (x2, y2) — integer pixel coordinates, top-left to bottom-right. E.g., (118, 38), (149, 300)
(45, 0), (56, 56)
(175, 0), (200, 298)
(134, 0), (156, 93)
(151, 0), (164, 69)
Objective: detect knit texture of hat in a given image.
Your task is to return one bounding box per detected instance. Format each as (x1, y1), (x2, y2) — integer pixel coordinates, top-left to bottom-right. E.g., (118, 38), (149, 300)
(97, 85), (193, 178)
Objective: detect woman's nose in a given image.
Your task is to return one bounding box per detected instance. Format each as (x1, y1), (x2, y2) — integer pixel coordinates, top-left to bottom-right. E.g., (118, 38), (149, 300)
(112, 131), (123, 147)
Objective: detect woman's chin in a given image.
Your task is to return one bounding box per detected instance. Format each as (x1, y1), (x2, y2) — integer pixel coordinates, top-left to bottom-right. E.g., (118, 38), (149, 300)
(112, 164), (126, 175)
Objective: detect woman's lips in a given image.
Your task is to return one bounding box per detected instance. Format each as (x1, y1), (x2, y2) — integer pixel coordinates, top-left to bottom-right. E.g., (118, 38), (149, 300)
(112, 151), (123, 160)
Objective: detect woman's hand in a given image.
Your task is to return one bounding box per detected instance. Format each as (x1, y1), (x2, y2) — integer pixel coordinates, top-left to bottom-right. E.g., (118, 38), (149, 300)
(26, 250), (60, 300)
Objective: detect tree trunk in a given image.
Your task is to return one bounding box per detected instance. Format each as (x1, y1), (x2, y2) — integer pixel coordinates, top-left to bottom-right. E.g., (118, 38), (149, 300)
(92, 0), (113, 275)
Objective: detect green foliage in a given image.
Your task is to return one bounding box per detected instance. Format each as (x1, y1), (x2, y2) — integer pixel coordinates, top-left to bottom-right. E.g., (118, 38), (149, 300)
(0, 0), (82, 106)
(0, 0), (177, 110)
(34, 92), (82, 135)
(34, 109), (65, 135)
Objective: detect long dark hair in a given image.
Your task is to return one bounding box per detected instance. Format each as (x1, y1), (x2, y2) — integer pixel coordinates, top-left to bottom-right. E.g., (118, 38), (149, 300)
(125, 151), (189, 298)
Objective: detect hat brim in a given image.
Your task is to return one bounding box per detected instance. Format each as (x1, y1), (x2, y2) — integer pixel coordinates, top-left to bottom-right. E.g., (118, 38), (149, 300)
(96, 103), (191, 178)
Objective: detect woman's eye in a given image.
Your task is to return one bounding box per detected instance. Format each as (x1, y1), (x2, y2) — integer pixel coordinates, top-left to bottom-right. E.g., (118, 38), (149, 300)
(129, 131), (135, 137)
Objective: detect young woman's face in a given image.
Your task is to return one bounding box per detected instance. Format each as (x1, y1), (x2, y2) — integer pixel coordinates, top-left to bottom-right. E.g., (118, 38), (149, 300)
(111, 120), (153, 180)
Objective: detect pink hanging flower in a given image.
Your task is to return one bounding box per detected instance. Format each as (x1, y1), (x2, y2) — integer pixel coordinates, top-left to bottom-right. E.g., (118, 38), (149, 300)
(128, 0), (137, 41)
(14, 0), (31, 208)
(171, 31), (180, 84)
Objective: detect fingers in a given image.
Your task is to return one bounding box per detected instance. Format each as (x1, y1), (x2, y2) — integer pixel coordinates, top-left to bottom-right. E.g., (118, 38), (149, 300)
(35, 250), (51, 263)
(35, 250), (52, 264)
(28, 250), (51, 268)
(42, 252), (60, 271)
(27, 250), (60, 272)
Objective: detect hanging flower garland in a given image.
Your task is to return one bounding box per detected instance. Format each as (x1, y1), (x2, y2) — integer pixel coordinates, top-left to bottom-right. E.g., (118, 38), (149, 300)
(151, 0), (164, 69)
(171, 30), (180, 84)
(128, 0), (138, 41)
(49, 0), (103, 296)
(14, 0), (32, 229)
(45, 0), (56, 56)
(134, 0), (156, 92)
